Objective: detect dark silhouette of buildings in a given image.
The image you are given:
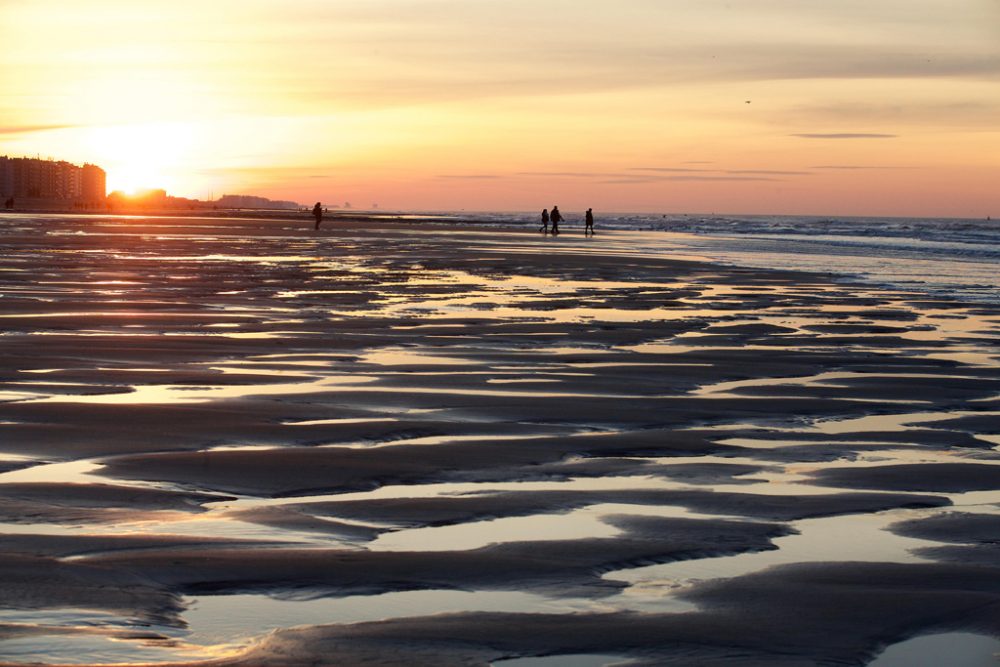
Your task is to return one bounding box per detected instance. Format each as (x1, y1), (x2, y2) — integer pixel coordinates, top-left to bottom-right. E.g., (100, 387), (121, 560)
(0, 156), (105, 207)
(215, 194), (301, 210)
(102, 190), (306, 213)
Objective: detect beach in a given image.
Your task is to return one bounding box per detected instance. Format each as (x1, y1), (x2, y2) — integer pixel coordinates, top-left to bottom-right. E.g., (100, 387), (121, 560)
(1, 212), (999, 666)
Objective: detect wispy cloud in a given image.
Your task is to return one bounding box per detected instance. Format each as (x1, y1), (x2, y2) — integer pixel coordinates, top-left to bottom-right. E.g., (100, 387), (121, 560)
(602, 174), (784, 183)
(0, 124), (75, 136)
(724, 169), (811, 175)
(520, 167), (794, 183)
(597, 177), (663, 185)
(792, 133), (897, 139)
(515, 171), (618, 178)
(437, 174), (499, 180)
(779, 101), (1000, 128)
(663, 175), (781, 182)
(628, 167), (715, 173)
(810, 165), (900, 170)
(526, 166), (800, 184)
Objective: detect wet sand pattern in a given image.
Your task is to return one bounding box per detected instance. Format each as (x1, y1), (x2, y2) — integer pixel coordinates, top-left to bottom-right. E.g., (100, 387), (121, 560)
(1, 214), (999, 666)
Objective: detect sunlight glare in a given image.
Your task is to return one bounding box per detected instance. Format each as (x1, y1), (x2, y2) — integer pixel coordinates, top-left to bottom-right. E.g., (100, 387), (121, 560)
(84, 122), (196, 194)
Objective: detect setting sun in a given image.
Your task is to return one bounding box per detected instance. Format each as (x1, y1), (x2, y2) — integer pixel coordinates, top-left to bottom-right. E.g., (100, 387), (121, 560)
(83, 123), (195, 195)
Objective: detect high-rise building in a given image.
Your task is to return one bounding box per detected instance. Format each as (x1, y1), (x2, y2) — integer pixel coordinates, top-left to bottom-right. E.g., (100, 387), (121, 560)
(0, 157), (11, 199)
(81, 163), (106, 204)
(0, 156), (106, 205)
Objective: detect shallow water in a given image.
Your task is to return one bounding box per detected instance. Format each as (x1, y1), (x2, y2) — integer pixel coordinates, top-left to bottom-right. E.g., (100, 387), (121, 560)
(185, 589), (608, 647)
(612, 508), (940, 593)
(0, 634), (218, 666)
(493, 655), (632, 667)
(868, 632), (1000, 667)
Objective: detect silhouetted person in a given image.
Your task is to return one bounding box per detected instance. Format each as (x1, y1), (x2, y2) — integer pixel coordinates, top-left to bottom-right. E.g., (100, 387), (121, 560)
(4, 197), (13, 210)
(584, 208), (594, 235)
(540, 208), (549, 234)
(550, 206), (562, 235)
(312, 202), (323, 230)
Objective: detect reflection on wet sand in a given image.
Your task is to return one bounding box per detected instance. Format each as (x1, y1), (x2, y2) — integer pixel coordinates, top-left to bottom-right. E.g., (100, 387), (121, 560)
(0, 214), (998, 666)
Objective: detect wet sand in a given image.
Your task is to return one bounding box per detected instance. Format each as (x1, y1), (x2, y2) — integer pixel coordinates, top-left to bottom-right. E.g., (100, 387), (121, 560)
(0, 213), (998, 665)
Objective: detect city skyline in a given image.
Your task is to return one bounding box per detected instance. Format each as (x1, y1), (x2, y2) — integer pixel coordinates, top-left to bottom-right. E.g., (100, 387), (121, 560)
(2, 1), (999, 216)
(0, 155), (105, 205)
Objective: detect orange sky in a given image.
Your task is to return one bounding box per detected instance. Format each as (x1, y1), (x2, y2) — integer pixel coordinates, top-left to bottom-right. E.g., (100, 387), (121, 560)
(2, 0), (998, 216)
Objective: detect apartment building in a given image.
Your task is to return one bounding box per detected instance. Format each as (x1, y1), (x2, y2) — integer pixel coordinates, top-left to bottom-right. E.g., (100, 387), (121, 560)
(0, 156), (106, 205)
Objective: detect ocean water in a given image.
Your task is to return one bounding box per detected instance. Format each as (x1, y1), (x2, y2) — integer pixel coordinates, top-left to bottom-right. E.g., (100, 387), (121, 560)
(446, 212), (1000, 305)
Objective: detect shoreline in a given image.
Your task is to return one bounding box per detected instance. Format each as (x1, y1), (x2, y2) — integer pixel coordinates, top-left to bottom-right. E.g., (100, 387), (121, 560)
(4, 204), (993, 223)
(0, 210), (1000, 306)
(0, 208), (866, 287)
(1, 206), (493, 226)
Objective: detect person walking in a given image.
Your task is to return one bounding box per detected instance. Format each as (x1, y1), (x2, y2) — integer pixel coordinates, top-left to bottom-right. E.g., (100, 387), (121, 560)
(584, 208), (594, 236)
(312, 202), (323, 230)
(550, 206), (562, 235)
(540, 208), (549, 234)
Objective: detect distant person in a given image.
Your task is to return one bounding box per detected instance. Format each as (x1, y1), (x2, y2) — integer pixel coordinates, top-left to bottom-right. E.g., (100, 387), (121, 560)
(550, 206), (562, 235)
(585, 208), (594, 235)
(312, 202), (323, 230)
(4, 197), (12, 210)
(540, 208), (549, 234)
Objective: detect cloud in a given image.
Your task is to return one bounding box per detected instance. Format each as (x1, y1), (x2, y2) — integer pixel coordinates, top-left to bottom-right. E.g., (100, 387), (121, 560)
(792, 133), (897, 139)
(284, 43), (1000, 113)
(724, 169), (811, 175)
(629, 167), (805, 178)
(437, 174), (499, 180)
(776, 101), (1000, 130)
(198, 166), (332, 175)
(712, 49), (1000, 83)
(0, 124), (75, 136)
(663, 175), (781, 182)
(171, 0), (998, 117)
(597, 177), (663, 185)
(9, 1), (1000, 124)
(605, 173), (784, 183)
(515, 171), (618, 178)
(526, 167), (796, 184)
(810, 165), (900, 170)
(519, 168), (788, 183)
(627, 167), (715, 173)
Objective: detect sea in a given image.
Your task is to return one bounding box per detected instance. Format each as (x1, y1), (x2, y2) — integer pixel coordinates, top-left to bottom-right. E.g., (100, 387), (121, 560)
(427, 212), (1000, 305)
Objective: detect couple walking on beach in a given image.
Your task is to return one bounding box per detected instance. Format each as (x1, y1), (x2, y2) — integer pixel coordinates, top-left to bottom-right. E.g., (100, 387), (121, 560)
(540, 206), (560, 235)
(540, 206), (595, 235)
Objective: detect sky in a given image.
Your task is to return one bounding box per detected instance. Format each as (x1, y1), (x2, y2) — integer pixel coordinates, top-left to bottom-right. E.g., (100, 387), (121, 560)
(2, 0), (999, 216)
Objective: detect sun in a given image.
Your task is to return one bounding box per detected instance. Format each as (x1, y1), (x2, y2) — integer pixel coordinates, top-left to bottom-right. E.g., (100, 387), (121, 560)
(84, 122), (195, 195)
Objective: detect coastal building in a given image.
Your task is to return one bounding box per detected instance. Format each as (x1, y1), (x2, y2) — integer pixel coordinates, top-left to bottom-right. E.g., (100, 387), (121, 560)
(81, 163), (107, 204)
(0, 156), (106, 206)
